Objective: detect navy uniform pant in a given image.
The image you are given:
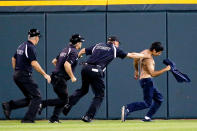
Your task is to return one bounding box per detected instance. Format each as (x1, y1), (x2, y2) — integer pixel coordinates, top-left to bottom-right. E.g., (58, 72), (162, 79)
(64, 65), (105, 119)
(41, 73), (69, 121)
(126, 78), (163, 118)
(8, 70), (41, 121)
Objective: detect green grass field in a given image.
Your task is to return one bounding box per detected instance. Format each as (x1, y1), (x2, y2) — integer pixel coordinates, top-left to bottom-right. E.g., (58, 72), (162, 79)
(0, 120), (197, 131)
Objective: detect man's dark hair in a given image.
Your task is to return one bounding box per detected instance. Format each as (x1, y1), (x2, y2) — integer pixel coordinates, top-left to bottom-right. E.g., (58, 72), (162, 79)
(150, 42), (164, 52)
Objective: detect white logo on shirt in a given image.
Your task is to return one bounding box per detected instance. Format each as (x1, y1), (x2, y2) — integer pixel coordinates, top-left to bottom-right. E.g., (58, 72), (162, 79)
(17, 49), (24, 55)
(60, 52), (67, 57)
(95, 46), (111, 51)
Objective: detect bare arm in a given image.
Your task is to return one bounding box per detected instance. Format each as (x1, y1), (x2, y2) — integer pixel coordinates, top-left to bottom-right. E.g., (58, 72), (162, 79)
(12, 57), (16, 70)
(64, 61), (76, 82)
(127, 52), (150, 59)
(78, 48), (86, 58)
(134, 58), (140, 71)
(133, 50), (146, 71)
(31, 61), (51, 83)
(146, 59), (171, 77)
(133, 58), (140, 79)
(31, 61), (47, 76)
(52, 58), (57, 66)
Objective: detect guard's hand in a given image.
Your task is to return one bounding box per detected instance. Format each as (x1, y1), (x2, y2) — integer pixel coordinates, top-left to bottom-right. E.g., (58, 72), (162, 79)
(165, 65), (171, 71)
(71, 77), (77, 83)
(78, 55), (83, 59)
(134, 71), (139, 80)
(44, 74), (51, 83)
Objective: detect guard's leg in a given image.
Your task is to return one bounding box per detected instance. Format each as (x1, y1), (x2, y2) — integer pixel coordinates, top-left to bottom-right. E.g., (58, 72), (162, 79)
(63, 68), (90, 116)
(22, 78), (41, 122)
(50, 77), (68, 122)
(83, 71), (105, 122)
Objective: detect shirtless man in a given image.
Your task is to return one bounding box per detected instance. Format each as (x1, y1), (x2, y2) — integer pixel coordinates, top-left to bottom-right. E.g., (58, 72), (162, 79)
(121, 42), (171, 122)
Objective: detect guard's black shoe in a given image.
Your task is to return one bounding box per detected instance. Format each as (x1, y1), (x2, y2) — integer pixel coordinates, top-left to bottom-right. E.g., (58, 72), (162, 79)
(21, 119), (35, 123)
(62, 104), (71, 116)
(49, 119), (61, 123)
(81, 115), (92, 123)
(2, 102), (11, 120)
(38, 104), (43, 115)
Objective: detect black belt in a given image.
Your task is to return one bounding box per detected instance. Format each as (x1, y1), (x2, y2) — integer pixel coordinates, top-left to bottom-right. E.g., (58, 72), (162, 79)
(80, 62), (106, 72)
(15, 70), (32, 76)
(52, 72), (69, 81)
(80, 62), (102, 68)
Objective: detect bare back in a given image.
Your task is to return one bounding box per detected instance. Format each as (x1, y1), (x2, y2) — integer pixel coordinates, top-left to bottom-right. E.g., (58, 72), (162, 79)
(139, 49), (155, 79)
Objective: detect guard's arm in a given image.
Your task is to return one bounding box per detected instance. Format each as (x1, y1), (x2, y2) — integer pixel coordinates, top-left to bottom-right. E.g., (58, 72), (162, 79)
(31, 60), (51, 83)
(127, 52), (150, 59)
(146, 59), (171, 77)
(52, 58), (57, 66)
(78, 48), (86, 58)
(64, 61), (76, 82)
(12, 57), (16, 70)
(31, 61), (47, 76)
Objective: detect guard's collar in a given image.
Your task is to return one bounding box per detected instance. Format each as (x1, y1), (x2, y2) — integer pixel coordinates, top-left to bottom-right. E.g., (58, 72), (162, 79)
(69, 44), (76, 49)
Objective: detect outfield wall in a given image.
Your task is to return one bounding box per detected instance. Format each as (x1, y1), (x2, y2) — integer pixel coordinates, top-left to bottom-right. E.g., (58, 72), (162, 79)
(0, 2), (197, 120)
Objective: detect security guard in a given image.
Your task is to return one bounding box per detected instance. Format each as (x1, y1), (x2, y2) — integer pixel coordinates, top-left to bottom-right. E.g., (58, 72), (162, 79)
(2, 29), (51, 123)
(62, 36), (149, 122)
(39, 34), (84, 123)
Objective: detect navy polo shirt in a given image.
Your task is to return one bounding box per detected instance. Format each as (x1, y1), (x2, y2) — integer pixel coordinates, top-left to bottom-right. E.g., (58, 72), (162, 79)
(14, 41), (37, 73)
(85, 42), (127, 69)
(53, 44), (78, 80)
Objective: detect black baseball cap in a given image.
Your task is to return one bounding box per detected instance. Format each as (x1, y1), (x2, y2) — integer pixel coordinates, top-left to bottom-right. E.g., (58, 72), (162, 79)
(70, 34), (85, 45)
(28, 29), (41, 37)
(108, 36), (120, 43)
